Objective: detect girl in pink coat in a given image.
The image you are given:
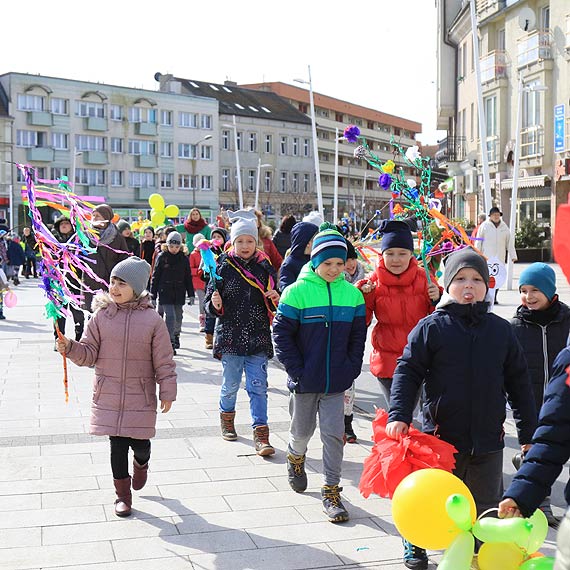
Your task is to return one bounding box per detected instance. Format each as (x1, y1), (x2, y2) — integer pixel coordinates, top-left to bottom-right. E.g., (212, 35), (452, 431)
(56, 257), (177, 518)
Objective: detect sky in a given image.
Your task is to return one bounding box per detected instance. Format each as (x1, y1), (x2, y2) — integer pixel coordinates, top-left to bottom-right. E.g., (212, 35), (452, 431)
(2, 0), (444, 143)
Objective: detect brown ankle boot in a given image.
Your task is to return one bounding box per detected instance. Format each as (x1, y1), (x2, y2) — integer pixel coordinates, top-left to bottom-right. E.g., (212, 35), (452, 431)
(205, 333), (214, 349)
(253, 425), (275, 456)
(220, 411), (237, 440)
(132, 460), (148, 491)
(113, 477), (132, 517)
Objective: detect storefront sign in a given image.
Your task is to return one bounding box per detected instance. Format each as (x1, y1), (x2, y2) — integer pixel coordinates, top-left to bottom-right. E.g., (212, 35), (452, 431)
(554, 104), (565, 153)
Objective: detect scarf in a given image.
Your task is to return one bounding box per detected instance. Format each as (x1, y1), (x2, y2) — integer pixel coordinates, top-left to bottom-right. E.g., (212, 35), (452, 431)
(184, 217), (207, 234)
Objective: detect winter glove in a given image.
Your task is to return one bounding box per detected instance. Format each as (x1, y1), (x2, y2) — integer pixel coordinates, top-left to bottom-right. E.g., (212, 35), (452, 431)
(187, 296), (195, 306)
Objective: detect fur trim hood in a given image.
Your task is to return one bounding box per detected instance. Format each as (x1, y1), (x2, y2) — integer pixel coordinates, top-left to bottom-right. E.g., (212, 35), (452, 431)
(91, 291), (152, 315)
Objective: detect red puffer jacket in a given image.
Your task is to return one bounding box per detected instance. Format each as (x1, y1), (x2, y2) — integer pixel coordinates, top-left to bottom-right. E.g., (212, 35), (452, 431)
(189, 248), (205, 291)
(360, 257), (437, 378)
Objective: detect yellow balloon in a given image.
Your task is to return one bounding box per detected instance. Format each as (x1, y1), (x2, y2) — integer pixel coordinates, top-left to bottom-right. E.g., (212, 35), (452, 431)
(164, 204), (180, 218)
(148, 193), (165, 211)
(478, 542), (524, 570)
(151, 210), (166, 226)
(391, 469), (477, 550)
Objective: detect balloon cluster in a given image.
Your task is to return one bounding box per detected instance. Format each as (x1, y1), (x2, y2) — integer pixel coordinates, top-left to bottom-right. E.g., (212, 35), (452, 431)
(392, 469), (554, 570)
(148, 193), (179, 227)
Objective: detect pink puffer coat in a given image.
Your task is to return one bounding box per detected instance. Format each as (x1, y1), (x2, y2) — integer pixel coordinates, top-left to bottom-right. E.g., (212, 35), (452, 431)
(66, 292), (177, 439)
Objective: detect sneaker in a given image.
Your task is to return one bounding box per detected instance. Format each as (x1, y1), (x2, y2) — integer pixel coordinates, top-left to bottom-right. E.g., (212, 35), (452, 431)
(402, 539), (428, 570)
(321, 485), (349, 523)
(253, 425), (275, 456)
(286, 451), (307, 493)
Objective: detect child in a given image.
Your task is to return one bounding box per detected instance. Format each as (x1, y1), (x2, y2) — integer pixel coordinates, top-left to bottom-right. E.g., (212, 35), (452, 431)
(510, 262), (570, 526)
(499, 347), (570, 568)
(116, 220), (140, 255)
(150, 231), (194, 354)
(344, 239), (365, 284)
(139, 226), (156, 265)
(204, 215), (279, 456)
(189, 233), (207, 332)
(278, 221), (319, 292)
(357, 220), (441, 406)
(56, 257), (176, 518)
(273, 224), (367, 523)
(386, 247), (537, 570)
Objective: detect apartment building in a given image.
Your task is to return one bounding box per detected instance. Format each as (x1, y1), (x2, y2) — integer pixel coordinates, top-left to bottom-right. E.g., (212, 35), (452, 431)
(242, 82), (422, 222)
(0, 84), (12, 224)
(156, 74), (314, 220)
(435, 0), (570, 229)
(0, 72), (219, 226)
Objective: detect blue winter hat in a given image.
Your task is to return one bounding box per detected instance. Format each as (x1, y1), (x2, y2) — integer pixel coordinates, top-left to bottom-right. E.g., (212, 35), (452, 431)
(311, 223), (347, 268)
(378, 220), (414, 252)
(519, 263), (556, 300)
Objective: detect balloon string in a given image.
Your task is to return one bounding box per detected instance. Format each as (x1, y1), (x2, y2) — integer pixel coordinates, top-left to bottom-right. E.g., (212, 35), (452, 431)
(55, 322), (69, 403)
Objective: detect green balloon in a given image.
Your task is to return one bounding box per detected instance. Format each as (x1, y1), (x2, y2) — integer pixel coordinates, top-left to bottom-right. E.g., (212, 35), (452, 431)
(446, 494), (473, 531)
(472, 516), (532, 545)
(438, 531), (474, 570)
(519, 557), (555, 570)
(521, 509), (549, 553)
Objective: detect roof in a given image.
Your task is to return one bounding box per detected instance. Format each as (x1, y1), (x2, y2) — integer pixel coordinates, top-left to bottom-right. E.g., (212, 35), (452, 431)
(169, 77), (311, 125)
(241, 81), (422, 134)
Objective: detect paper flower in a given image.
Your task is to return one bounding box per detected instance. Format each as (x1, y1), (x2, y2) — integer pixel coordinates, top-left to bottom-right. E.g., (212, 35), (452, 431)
(353, 145), (367, 159)
(382, 160), (395, 174)
(378, 173), (392, 190)
(393, 204), (405, 216)
(343, 124), (361, 143)
(407, 179), (417, 188)
(405, 145), (421, 162)
(408, 188), (419, 200)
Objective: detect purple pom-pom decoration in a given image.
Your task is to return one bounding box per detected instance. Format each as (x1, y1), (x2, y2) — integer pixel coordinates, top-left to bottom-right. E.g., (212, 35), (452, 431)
(343, 125), (360, 143)
(378, 173), (392, 190)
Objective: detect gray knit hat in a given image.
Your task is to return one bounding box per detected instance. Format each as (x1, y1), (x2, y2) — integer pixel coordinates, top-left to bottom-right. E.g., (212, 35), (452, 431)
(110, 257), (151, 297)
(166, 231), (182, 245)
(116, 219), (130, 233)
(443, 247), (489, 292)
(230, 217), (258, 243)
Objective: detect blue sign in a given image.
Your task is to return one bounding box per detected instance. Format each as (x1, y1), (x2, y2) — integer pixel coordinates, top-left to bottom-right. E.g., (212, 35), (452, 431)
(554, 104), (565, 153)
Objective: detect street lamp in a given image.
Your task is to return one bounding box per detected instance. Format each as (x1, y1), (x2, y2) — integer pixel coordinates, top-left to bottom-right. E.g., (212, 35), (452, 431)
(506, 79), (548, 290)
(255, 159), (272, 210)
(222, 116), (243, 209)
(294, 66), (324, 218)
(191, 134), (213, 208)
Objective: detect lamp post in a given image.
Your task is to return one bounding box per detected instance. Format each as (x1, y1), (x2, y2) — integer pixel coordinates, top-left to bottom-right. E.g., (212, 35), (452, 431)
(191, 134), (213, 208)
(71, 149), (83, 190)
(222, 116), (243, 209)
(294, 66), (324, 218)
(347, 159), (351, 216)
(255, 159), (272, 210)
(333, 128), (340, 223)
(506, 79), (548, 290)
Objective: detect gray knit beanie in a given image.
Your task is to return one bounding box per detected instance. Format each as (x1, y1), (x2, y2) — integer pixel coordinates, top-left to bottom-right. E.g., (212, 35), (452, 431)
(110, 257), (151, 297)
(443, 247), (489, 292)
(166, 231), (182, 245)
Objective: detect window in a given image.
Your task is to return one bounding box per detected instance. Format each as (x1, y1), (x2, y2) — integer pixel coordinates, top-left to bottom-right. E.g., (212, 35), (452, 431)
(236, 132), (243, 151)
(51, 167), (69, 180)
(523, 82), (542, 128)
(76, 135), (106, 151)
(147, 109), (157, 123)
(280, 136), (287, 155)
(484, 96), (497, 136)
(280, 172), (287, 193)
(178, 174), (198, 190)
(264, 171), (272, 192)
(178, 143), (197, 159)
(335, 113), (344, 122)
(470, 103), (475, 141)
(129, 139), (156, 155)
(292, 137), (299, 156)
(111, 137), (123, 153)
(367, 121), (375, 130)
(76, 168), (106, 186)
(221, 169), (230, 191)
(111, 170), (124, 187)
(201, 114), (213, 129)
(222, 130), (230, 150)
(16, 130), (46, 147)
(179, 112), (198, 128)
(17, 94), (45, 111)
(201, 175), (212, 190)
(161, 173), (173, 189)
(160, 110), (172, 126)
(248, 170), (255, 192)
(110, 105), (123, 121)
(540, 5), (550, 29)
(249, 132), (257, 152)
(76, 101), (105, 118)
(394, 127), (401, 136)
(298, 103), (308, 113)
(129, 107), (142, 123)
(497, 28), (506, 51)
(303, 138), (310, 157)
(303, 173), (309, 193)
(292, 173), (299, 193)
(264, 134), (272, 153)
(201, 145), (212, 160)
(51, 133), (68, 150)
(50, 98), (68, 115)
(129, 171), (157, 188)
(160, 141), (172, 158)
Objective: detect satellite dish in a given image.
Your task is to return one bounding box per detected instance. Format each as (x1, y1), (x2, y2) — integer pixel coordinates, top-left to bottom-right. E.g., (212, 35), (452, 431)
(153, 72), (162, 82)
(518, 7), (536, 32)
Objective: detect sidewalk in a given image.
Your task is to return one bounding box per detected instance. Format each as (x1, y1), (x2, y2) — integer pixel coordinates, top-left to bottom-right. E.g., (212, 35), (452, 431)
(0, 263), (565, 569)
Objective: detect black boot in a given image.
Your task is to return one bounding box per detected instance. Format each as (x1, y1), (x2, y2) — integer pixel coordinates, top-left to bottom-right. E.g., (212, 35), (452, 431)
(344, 414), (357, 443)
(287, 451), (307, 493)
(321, 485), (349, 523)
(174, 335), (180, 349)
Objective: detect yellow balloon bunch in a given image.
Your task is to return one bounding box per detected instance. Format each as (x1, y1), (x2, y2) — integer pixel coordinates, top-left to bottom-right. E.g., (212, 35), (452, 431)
(391, 469), (554, 570)
(148, 193), (179, 227)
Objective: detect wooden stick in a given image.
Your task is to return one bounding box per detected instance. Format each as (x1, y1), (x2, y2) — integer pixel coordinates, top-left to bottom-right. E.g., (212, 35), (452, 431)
(54, 322), (69, 403)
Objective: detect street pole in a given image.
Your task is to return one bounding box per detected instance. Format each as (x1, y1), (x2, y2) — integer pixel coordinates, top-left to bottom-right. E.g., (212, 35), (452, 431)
(232, 115), (243, 209)
(333, 127), (339, 222)
(307, 66), (324, 218)
(255, 159), (272, 211)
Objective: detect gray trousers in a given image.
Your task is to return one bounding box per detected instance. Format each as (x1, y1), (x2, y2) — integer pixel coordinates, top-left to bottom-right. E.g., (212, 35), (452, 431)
(288, 391), (344, 486)
(555, 508), (570, 570)
(162, 304), (183, 342)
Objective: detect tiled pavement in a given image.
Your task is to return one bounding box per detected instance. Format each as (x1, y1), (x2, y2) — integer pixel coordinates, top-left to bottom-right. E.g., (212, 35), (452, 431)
(0, 262), (566, 569)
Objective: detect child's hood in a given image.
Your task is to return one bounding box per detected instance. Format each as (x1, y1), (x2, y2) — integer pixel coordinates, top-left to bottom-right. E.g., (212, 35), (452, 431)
(289, 222), (319, 257)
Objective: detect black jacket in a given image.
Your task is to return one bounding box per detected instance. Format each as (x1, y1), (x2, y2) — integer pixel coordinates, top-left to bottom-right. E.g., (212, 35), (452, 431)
(510, 299), (570, 410)
(389, 301), (537, 455)
(278, 222), (318, 292)
(150, 249), (194, 305)
(124, 236), (140, 256)
(504, 347), (570, 516)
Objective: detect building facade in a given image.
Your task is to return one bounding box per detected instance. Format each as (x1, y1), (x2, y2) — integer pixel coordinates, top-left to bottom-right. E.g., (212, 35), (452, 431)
(435, 0), (570, 230)
(0, 83), (12, 225)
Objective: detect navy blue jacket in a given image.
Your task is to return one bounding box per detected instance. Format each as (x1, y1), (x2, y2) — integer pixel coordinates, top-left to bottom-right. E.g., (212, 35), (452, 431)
(150, 249), (194, 305)
(503, 347), (570, 516)
(278, 222), (318, 292)
(7, 240), (25, 266)
(510, 299), (570, 410)
(389, 301), (537, 455)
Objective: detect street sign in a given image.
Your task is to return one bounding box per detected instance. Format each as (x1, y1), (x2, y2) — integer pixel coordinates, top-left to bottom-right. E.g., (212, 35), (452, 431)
(554, 104), (565, 153)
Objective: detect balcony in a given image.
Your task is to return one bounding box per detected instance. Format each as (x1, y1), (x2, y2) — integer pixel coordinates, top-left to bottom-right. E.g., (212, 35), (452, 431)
(135, 187), (158, 200)
(520, 126), (544, 159)
(87, 186), (108, 198)
(26, 147), (54, 162)
(83, 150), (108, 165)
(517, 30), (552, 69)
(135, 154), (158, 168)
(134, 122), (158, 136)
(434, 136), (466, 166)
(26, 111), (53, 127)
(480, 51), (508, 84)
(83, 117), (108, 131)
(476, 0), (506, 20)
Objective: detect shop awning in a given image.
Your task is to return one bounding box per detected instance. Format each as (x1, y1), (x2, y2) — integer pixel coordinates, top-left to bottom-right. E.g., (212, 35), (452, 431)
(500, 175), (550, 190)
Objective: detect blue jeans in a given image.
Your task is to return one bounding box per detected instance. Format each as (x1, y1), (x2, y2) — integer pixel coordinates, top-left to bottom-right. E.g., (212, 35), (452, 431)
(220, 354), (269, 428)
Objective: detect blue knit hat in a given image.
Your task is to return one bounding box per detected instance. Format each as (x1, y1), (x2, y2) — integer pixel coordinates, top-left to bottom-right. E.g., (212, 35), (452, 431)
(519, 263), (556, 300)
(311, 223), (347, 268)
(378, 220), (414, 252)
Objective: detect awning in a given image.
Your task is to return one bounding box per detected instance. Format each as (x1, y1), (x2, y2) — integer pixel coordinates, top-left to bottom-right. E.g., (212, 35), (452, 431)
(500, 175), (550, 190)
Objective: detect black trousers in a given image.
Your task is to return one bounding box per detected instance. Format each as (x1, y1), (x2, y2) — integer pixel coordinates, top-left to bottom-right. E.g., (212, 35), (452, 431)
(109, 436), (151, 480)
